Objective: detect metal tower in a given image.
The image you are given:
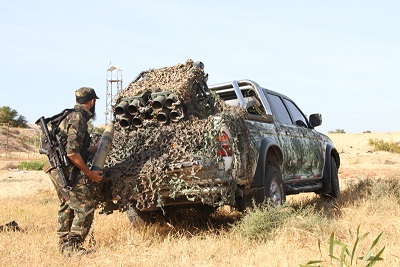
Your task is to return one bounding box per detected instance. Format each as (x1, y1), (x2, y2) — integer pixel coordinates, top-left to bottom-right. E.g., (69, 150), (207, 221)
(105, 66), (123, 125)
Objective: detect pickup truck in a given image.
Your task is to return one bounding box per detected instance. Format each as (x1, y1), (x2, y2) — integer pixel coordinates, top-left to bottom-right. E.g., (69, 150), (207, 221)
(98, 60), (340, 224)
(207, 80), (340, 210)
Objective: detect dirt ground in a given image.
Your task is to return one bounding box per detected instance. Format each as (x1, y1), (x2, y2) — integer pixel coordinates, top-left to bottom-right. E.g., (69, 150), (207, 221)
(330, 132), (400, 180)
(0, 132), (399, 199)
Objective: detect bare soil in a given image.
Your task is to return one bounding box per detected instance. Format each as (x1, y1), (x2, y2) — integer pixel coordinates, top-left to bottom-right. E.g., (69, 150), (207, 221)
(330, 132), (400, 180)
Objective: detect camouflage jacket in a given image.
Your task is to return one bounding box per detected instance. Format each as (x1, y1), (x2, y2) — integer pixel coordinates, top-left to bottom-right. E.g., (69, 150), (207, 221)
(59, 104), (92, 161)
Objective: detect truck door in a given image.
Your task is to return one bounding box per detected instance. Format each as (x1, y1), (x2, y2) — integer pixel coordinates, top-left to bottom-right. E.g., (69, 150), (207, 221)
(263, 91), (304, 180)
(282, 98), (325, 179)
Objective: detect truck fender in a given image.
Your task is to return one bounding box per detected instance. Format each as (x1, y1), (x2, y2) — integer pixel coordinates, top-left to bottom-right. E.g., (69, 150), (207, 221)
(252, 138), (283, 186)
(317, 144), (340, 194)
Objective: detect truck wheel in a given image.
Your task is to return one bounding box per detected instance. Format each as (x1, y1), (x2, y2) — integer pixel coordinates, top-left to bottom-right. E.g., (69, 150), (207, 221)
(263, 165), (286, 206)
(237, 166), (285, 211)
(126, 203), (153, 227)
(325, 157), (340, 198)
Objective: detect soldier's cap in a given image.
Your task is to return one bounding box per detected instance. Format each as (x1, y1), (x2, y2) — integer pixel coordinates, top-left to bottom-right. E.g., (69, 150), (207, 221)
(75, 87), (99, 103)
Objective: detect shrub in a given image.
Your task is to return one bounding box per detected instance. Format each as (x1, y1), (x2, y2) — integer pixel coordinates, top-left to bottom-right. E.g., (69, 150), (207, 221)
(368, 178), (400, 205)
(285, 204), (331, 233)
(232, 202), (332, 241)
(328, 129), (346, 134)
(368, 139), (400, 153)
(17, 160), (46, 171)
(232, 203), (291, 241)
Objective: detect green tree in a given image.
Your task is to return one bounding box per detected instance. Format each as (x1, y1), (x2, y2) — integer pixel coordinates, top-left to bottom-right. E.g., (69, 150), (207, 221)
(0, 106), (28, 128)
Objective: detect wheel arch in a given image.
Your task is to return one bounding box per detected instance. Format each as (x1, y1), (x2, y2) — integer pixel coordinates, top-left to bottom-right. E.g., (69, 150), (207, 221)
(253, 137), (283, 186)
(326, 143), (340, 172)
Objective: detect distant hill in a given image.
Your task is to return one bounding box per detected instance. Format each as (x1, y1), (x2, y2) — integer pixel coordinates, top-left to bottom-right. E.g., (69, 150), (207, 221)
(0, 124), (41, 156)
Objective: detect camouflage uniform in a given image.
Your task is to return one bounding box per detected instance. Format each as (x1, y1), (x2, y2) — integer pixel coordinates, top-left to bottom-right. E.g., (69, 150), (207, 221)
(45, 87), (99, 247)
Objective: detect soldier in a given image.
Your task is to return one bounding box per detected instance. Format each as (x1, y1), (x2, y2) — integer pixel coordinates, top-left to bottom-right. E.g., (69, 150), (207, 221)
(44, 87), (103, 255)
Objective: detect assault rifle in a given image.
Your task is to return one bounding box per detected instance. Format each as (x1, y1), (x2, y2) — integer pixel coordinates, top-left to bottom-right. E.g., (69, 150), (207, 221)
(36, 115), (72, 192)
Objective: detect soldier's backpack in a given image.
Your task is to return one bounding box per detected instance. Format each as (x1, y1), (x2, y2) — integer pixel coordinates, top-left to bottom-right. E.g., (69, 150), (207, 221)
(41, 108), (75, 137)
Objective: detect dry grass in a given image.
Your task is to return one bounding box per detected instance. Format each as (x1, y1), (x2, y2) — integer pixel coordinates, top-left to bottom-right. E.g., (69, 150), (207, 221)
(1, 176), (400, 267)
(1, 132), (400, 266)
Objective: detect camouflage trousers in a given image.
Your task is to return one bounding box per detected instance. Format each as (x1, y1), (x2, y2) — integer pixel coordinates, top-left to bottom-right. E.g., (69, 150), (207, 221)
(48, 168), (95, 243)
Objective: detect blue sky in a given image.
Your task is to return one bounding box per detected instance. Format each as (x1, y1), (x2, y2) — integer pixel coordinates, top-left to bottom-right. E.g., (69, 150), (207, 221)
(0, 1), (399, 133)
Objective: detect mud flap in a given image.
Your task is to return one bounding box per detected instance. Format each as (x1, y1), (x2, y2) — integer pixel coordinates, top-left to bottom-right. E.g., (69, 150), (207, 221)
(316, 152), (332, 194)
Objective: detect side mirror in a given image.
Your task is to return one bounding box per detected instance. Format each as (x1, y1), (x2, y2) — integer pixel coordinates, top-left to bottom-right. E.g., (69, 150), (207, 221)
(309, 113), (322, 128)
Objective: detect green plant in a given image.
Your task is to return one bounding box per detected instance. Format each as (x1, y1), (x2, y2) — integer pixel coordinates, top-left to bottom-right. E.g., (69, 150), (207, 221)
(17, 160), (46, 171)
(368, 139), (400, 153)
(301, 225), (385, 267)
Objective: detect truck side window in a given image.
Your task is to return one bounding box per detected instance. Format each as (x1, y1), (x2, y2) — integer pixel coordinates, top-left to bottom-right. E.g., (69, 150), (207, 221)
(283, 98), (309, 128)
(267, 93), (292, 125)
(246, 97), (266, 116)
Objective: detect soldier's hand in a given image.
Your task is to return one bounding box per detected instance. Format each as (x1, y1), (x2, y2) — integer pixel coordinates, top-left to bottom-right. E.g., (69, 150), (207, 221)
(87, 170), (103, 183)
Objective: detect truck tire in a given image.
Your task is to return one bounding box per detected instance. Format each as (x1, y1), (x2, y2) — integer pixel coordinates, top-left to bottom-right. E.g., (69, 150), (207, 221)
(126, 203), (153, 227)
(264, 165), (286, 206)
(325, 156), (340, 199)
(253, 165), (286, 206)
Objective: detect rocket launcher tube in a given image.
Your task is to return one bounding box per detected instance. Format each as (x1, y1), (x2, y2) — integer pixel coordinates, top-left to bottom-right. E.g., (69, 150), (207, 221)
(91, 123), (114, 171)
(156, 108), (171, 124)
(115, 101), (129, 115)
(127, 98), (145, 115)
(152, 95), (166, 110)
(119, 114), (132, 129)
(165, 93), (180, 109)
(132, 114), (145, 128)
(170, 106), (184, 122)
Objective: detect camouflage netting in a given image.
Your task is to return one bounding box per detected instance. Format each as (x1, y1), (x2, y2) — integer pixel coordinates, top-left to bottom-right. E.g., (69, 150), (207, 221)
(91, 59), (255, 211)
(117, 59), (206, 108)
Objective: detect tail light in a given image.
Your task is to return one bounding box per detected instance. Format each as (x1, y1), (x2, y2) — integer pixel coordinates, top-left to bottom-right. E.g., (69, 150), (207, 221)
(216, 131), (232, 157)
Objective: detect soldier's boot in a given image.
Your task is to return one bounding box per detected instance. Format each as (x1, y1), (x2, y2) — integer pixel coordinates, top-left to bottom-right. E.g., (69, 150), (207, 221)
(58, 239), (87, 256)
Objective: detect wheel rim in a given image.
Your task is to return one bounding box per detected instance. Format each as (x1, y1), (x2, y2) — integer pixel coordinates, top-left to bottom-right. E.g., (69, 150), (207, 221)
(269, 180), (283, 206)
